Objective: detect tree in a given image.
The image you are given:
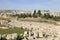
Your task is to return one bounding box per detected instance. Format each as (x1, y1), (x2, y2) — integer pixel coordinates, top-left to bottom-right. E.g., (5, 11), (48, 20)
(23, 13), (26, 18)
(26, 13), (32, 17)
(37, 10), (42, 17)
(33, 10), (37, 18)
(43, 13), (50, 19)
(28, 13), (32, 17)
(43, 13), (47, 18)
(49, 15), (53, 18)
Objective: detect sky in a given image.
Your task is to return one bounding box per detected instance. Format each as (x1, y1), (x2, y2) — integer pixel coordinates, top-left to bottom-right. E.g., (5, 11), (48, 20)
(0, 0), (60, 11)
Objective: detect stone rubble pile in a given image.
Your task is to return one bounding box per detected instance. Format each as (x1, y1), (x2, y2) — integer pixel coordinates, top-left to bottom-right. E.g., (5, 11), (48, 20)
(0, 33), (18, 40)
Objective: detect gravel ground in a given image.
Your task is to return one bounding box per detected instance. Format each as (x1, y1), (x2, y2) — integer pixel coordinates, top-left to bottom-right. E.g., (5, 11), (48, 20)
(4, 20), (60, 40)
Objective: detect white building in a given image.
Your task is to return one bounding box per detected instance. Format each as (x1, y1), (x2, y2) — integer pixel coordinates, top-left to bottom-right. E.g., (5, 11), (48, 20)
(41, 10), (60, 17)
